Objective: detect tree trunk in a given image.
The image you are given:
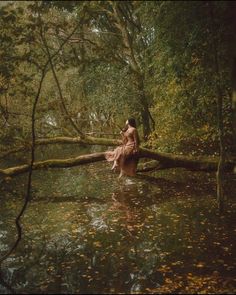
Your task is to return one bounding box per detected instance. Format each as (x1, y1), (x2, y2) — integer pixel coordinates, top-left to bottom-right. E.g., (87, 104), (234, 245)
(136, 73), (151, 140)
(141, 106), (151, 141)
(0, 135), (121, 159)
(209, 2), (226, 212)
(111, 3), (152, 140)
(1, 147), (235, 178)
(40, 30), (84, 137)
(230, 3), (236, 159)
(232, 58), (236, 156)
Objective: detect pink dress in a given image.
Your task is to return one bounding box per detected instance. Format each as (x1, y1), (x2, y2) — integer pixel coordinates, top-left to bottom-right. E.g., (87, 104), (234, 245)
(105, 127), (139, 176)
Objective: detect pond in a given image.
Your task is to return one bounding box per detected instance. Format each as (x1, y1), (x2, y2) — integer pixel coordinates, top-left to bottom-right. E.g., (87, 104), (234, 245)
(0, 145), (235, 294)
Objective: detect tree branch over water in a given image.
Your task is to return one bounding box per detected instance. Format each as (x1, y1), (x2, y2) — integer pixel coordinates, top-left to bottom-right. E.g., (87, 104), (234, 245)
(0, 148), (235, 178)
(0, 63), (47, 294)
(40, 20), (84, 138)
(0, 135), (120, 159)
(0, 15), (81, 291)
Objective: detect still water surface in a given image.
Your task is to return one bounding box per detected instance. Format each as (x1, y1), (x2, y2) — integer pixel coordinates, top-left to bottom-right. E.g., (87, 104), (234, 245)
(0, 145), (235, 293)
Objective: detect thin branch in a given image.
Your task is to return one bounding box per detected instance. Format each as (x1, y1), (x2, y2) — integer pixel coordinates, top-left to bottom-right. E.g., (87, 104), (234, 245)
(40, 27), (84, 138)
(0, 20), (81, 293)
(0, 64), (47, 294)
(0, 135), (121, 159)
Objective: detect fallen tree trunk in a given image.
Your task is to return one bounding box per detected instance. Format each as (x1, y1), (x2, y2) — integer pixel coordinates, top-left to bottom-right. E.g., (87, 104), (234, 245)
(0, 148), (235, 178)
(139, 148), (235, 171)
(0, 136), (121, 159)
(1, 135), (235, 172)
(0, 152), (106, 177)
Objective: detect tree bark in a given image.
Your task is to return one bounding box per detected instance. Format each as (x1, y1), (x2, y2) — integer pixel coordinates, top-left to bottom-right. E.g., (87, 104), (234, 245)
(1, 147), (235, 178)
(111, 2), (151, 139)
(137, 74), (151, 140)
(40, 29), (84, 137)
(0, 136), (121, 159)
(232, 58), (236, 155)
(209, 2), (226, 212)
(230, 3), (236, 158)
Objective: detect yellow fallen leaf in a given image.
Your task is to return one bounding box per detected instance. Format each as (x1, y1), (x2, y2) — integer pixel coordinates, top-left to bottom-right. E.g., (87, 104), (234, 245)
(93, 241), (102, 247)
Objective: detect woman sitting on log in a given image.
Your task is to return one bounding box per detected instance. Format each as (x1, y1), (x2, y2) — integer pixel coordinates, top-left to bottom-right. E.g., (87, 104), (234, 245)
(105, 118), (140, 178)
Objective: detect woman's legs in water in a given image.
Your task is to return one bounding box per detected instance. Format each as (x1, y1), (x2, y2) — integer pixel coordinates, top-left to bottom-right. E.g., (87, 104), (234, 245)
(118, 157), (125, 178)
(118, 169), (124, 178)
(111, 153), (122, 170)
(112, 160), (124, 178)
(111, 160), (118, 170)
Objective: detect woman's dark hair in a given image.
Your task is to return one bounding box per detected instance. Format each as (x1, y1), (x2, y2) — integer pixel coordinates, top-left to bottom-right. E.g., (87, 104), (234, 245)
(127, 118), (136, 128)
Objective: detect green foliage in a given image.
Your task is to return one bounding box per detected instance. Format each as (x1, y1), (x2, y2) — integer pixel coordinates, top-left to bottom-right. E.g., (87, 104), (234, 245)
(0, 1), (234, 155)
(145, 1), (233, 153)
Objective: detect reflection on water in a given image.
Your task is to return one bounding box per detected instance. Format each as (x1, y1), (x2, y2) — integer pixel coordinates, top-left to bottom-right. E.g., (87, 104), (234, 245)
(0, 146), (235, 293)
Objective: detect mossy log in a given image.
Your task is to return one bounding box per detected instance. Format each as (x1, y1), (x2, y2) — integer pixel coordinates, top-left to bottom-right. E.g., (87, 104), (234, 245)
(0, 136), (121, 159)
(0, 146), (235, 178)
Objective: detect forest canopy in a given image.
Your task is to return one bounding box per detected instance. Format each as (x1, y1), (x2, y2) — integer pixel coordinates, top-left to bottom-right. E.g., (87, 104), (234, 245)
(0, 1), (236, 294)
(0, 0), (235, 156)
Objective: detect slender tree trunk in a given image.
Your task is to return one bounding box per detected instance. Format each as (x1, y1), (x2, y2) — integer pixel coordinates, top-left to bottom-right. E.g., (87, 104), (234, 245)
(216, 87), (225, 212)
(209, 2), (225, 212)
(111, 2), (152, 140)
(75, 26), (89, 130)
(232, 61), (236, 162)
(136, 73), (151, 140)
(0, 19), (80, 292)
(230, 3), (236, 160)
(0, 62), (47, 295)
(40, 29), (84, 138)
(141, 104), (151, 141)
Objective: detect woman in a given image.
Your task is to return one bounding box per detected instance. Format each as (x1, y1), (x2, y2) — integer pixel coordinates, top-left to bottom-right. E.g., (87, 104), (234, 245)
(105, 118), (140, 178)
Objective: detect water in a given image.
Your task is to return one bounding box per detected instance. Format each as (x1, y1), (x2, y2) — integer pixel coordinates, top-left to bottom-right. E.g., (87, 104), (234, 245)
(0, 145), (235, 293)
